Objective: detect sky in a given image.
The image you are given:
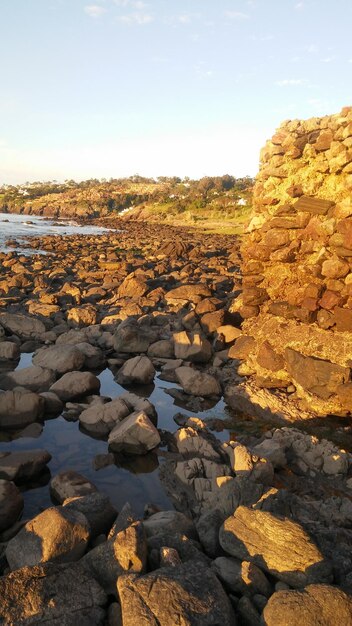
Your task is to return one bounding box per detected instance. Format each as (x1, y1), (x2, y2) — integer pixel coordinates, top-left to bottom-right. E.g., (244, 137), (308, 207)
(1, 0), (352, 184)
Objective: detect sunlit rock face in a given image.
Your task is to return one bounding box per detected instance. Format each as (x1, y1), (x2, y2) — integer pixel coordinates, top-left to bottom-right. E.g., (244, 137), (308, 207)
(229, 106), (352, 415)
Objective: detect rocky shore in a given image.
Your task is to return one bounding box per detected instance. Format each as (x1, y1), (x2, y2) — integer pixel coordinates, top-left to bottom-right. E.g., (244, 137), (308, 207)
(0, 219), (352, 624)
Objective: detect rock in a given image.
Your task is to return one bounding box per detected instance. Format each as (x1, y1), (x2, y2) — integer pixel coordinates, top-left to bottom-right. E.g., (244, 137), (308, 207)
(195, 508), (224, 557)
(147, 339), (174, 358)
(0, 562), (107, 625)
(81, 521), (147, 595)
(263, 584), (352, 626)
(251, 438), (287, 469)
(143, 510), (196, 539)
(173, 331), (212, 362)
(119, 391), (157, 421)
(63, 493), (117, 538)
(285, 348), (350, 399)
(49, 371), (101, 401)
(175, 366), (221, 396)
(0, 449), (51, 482)
(116, 355), (155, 385)
(113, 321), (157, 353)
(0, 479), (23, 532)
(108, 411), (161, 454)
(0, 312), (46, 339)
(211, 556), (272, 597)
(50, 471), (98, 503)
(39, 390), (64, 416)
(147, 532), (210, 568)
(117, 561), (235, 625)
(165, 283), (212, 303)
(6, 506), (91, 570)
(67, 305), (97, 326)
(79, 397), (130, 435)
(0, 388), (44, 428)
(219, 505), (332, 588)
(33, 344), (85, 374)
(75, 341), (106, 369)
(0, 365), (55, 392)
(223, 441), (274, 485)
(237, 596), (261, 626)
(0, 341), (20, 360)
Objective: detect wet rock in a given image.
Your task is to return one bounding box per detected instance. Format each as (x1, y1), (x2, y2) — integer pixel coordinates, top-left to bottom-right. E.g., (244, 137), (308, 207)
(63, 493), (117, 538)
(6, 506), (91, 570)
(108, 410), (161, 454)
(175, 366), (221, 396)
(220, 505), (332, 587)
(0, 365), (55, 392)
(79, 397), (130, 435)
(81, 521), (147, 595)
(263, 584), (352, 626)
(116, 355), (155, 385)
(0, 479), (23, 532)
(117, 561), (235, 626)
(50, 470), (98, 503)
(0, 449), (51, 482)
(0, 562), (107, 625)
(173, 330), (212, 362)
(33, 344), (85, 374)
(49, 371), (101, 401)
(0, 388), (44, 428)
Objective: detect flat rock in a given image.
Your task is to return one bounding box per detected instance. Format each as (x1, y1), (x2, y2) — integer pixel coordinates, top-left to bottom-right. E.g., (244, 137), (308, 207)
(0, 562), (107, 625)
(50, 470), (98, 503)
(0, 479), (23, 532)
(0, 449), (51, 482)
(49, 371), (101, 401)
(108, 410), (160, 455)
(263, 583), (352, 626)
(117, 561), (235, 625)
(6, 506), (91, 570)
(219, 505), (332, 588)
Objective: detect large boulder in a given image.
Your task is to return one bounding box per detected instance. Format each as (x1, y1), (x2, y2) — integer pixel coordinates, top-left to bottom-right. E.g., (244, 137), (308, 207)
(263, 584), (352, 626)
(175, 366), (221, 396)
(0, 389), (44, 428)
(0, 449), (51, 482)
(0, 479), (23, 532)
(33, 344), (85, 374)
(116, 355), (155, 385)
(0, 562), (107, 625)
(0, 366), (55, 392)
(108, 411), (160, 455)
(49, 371), (100, 401)
(6, 507), (91, 570)
(219, 505), (332, 588)
(117, 561), (235, 625)
(173, 331), (212, 363)
(0, 312), (46, 339)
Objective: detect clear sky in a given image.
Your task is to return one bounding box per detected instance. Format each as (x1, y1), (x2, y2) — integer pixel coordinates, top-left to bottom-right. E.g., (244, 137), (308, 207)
(1, 0), (352, 184)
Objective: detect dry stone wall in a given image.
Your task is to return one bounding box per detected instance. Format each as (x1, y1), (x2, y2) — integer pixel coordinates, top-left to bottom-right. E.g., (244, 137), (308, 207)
(233, 106), (352, 416)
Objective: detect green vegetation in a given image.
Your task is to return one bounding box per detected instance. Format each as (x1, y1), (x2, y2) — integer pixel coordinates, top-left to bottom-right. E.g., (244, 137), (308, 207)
(0, 174), (254, 233)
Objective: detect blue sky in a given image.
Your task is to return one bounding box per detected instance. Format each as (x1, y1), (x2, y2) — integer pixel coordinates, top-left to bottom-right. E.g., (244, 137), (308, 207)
(1, 0), (352, 183)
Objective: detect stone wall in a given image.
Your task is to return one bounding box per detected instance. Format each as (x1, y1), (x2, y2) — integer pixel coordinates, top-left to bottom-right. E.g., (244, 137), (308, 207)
(233, 106), (352, 416)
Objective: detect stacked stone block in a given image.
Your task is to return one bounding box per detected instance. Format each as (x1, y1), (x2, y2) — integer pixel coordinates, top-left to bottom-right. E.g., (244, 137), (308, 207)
(233, 107), (352, 415)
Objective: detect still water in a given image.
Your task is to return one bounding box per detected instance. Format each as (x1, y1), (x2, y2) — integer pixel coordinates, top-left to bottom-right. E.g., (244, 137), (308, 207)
(0, 212), (113, 254)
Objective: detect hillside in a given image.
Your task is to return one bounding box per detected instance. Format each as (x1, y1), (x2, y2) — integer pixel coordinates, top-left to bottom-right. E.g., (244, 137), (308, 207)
(0, 175), (253, 234)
